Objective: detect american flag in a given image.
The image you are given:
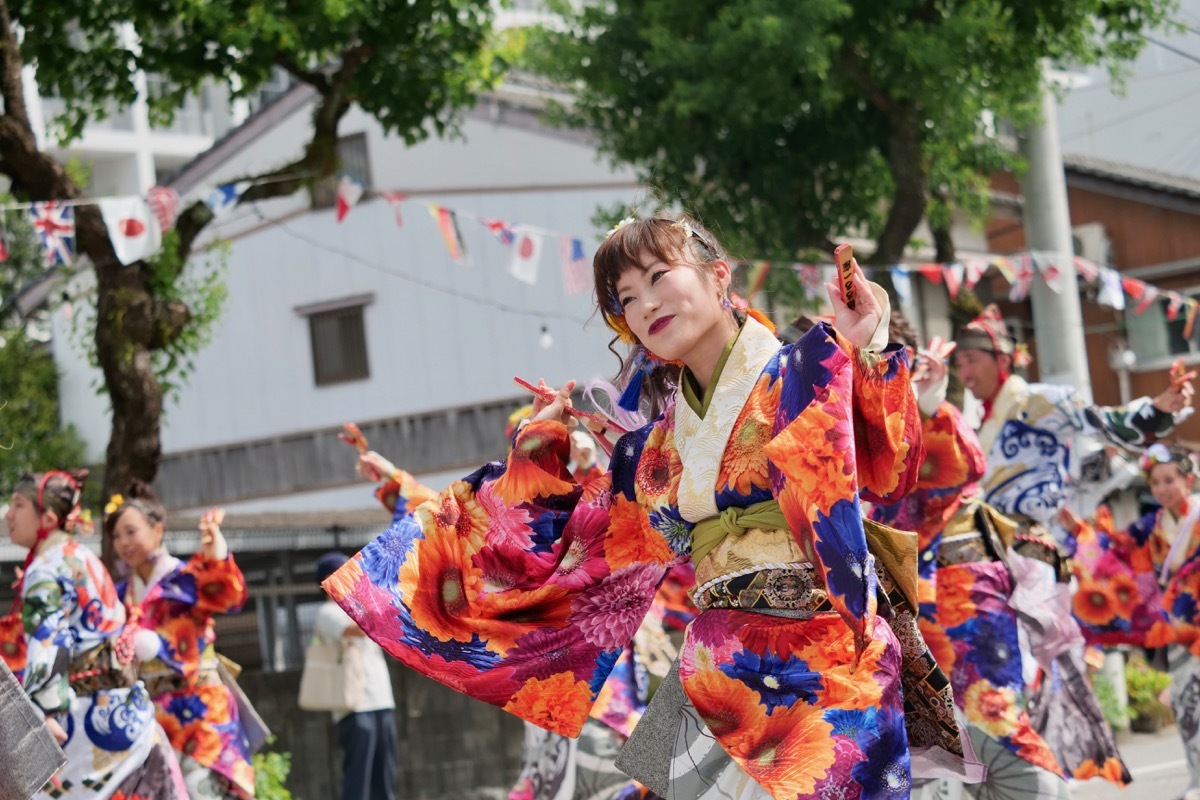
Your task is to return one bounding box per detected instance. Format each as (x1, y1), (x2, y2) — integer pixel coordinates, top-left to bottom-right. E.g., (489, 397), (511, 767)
(561, 236), (590, 295)
(146, 186), (180, 231)
(29, 201), (75, 266)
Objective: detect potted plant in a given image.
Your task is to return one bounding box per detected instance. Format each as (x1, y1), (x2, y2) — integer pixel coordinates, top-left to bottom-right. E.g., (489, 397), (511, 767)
(1125, 656), (1172, 733)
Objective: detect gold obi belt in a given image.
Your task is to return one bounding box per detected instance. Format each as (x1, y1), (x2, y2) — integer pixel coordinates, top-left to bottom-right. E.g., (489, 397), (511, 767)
(690, 500), (919, 614)
(936, 499), (1076, 579)
(139, 643), (222, 697)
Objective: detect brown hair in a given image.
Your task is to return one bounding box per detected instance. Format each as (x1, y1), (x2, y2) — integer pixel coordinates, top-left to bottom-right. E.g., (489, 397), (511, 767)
(888, 311), (920, 351)
(103, 479), (166, 536)
(14, 469), (89, 530)
(592, 213), (738, 418)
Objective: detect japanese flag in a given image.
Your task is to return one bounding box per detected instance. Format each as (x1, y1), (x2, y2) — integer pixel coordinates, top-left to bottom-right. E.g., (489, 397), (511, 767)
(509, 228), (544, 285)
(99, 196), (162, 265)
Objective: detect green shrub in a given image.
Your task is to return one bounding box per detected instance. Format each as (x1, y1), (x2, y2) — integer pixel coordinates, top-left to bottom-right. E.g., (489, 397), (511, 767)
(253, 738), (294, 800)
(1125, 656), (1171, 720)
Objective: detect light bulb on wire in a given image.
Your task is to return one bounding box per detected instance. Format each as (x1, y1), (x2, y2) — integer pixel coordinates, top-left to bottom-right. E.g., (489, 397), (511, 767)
(539, 324), (554, 350)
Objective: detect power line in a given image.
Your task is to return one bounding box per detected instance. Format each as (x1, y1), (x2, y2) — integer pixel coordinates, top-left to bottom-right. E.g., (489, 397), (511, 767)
(1147, 35), (1200, 65)
(250, 208), (593, 327)
(1062, 84), (1200, 141)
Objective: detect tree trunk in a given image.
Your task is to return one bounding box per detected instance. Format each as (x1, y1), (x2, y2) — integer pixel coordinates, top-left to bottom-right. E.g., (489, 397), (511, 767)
(871, 118), (928, 264)
(933, 222), (956, 263)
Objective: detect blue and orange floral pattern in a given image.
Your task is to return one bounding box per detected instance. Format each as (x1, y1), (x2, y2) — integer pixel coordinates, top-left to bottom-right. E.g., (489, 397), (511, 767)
(118, 554), (254, 797)
(327, 321), (926, 798)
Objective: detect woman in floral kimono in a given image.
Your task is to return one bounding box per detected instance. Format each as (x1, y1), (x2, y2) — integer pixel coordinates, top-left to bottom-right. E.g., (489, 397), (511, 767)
(2, 470), (186, 800)
(1071, 444), (1200, 798)
(108, 481), (255, 799)
(326, 213), (966, 799)
(871, 319), (1073, 796)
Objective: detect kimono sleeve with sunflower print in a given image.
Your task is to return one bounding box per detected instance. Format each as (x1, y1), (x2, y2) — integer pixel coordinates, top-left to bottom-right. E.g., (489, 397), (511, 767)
(325, 418), (682, 737)
(872, 401), (986, 576)
(762, 324), (923, 655)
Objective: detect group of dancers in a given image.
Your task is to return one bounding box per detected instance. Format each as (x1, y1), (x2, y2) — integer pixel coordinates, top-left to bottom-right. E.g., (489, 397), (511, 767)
(324, 212), (1200, 800)
(1, 475), (256, 799)
(6, 210), (1200, 800)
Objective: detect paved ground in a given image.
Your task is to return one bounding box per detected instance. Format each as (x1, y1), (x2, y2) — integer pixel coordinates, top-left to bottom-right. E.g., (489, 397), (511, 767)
(1071, 725), (1189, 800)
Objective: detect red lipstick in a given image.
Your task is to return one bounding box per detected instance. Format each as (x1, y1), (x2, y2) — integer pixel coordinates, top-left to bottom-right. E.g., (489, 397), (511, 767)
(648, 315), (674, 335)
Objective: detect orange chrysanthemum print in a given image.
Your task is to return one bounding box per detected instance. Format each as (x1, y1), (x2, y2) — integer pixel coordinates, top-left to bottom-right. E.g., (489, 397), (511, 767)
(416, 481), (492, 555)
(635, 426), (682, 505)
(1073, 579), (1118, 627)
(682, 668), (759, 741)
(763, 401), (854, 516)
(605, 495), (673, 570)
(400, 526), (485, 646)
(725, 700), (836, 799)
(196, 684), (231, 720)
(934, 569), (977, 629)
(171, 720), (224, 765)
(473, 582), (574, 654)
(1108, 573), (1140, 619)
(717, 376), (776, 497)
(159, 616), (202, 677)
(916, 424), (969, 490)
(1147, 619), (1178, 648)
(491, 428), (576, 505)
(963, 680), (1020, 738)
(323, 556), (365, 601)
(503, 671), (593, 736)
(1072, 756), (1125, 784)
(186, 558), (247, 613)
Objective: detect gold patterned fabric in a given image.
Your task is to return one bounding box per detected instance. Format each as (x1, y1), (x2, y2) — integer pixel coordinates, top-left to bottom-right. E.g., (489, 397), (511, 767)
(694, 564), (830, 613)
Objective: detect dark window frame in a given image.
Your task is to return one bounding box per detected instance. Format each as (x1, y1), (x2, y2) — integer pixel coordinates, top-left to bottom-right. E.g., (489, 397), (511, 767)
(296, 294), (374, 386)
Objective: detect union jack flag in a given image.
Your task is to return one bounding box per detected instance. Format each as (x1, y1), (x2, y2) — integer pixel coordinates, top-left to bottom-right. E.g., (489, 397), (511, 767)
(482, 217), (516, 246)
(29, 201), (75, 266)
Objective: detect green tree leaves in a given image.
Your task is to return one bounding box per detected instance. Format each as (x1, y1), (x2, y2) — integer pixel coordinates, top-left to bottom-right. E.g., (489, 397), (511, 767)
(531, 0), (1173, 264)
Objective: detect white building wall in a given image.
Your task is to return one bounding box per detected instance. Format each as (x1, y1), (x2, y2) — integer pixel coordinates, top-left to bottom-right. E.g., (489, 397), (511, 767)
(54, 97), (643, 469)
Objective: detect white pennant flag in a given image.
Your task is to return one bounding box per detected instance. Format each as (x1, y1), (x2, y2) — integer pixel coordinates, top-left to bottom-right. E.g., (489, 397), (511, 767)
(963, 258), (989, 289)
(944, 263), (965, 299)
(890, 267), (913, 309)
(1096, 267), (1126, 310)
(99, 197), (162, 265)
(509, 228), (544, 285)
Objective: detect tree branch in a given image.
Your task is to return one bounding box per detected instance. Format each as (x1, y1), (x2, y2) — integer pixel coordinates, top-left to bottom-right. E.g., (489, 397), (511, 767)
(274, 53), (331, 95)
(0, 0), (33, 135)
(838, 48), (897, 117)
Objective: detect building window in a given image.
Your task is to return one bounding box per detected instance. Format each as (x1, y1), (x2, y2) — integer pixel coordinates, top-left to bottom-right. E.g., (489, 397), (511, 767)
(1126, 284), (1200, 369)
(296, 294), (373, 385)
(310, 133), (372, 210)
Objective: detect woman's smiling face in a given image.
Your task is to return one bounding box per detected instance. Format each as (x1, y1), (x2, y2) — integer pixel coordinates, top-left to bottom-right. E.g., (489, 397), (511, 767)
(614, 249), (732, 367)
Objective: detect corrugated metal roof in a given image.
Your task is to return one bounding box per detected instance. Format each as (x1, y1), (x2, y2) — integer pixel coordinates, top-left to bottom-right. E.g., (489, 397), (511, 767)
(1064, 152), (1200, 201)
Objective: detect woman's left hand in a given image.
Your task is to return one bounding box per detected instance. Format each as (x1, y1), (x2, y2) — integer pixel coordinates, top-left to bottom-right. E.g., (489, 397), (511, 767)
(199, 507), (228, 560)
(825, 259), (885, 351)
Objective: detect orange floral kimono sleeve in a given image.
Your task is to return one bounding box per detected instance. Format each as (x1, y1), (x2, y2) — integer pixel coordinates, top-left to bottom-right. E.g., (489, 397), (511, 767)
(845, 336), (925, 505)
(182, 554), (248, 616)
(375, 468), (439, 522)
(763, 324), (922, 657)
(325, 418), (681, 736)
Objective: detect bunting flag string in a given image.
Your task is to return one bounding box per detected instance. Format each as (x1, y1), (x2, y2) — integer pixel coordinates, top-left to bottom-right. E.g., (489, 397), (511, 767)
(6, 181), (1200, 328)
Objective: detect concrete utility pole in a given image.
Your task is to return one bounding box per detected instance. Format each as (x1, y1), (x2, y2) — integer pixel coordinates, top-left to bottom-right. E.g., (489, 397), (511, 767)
(1019, 64), (1094, 400)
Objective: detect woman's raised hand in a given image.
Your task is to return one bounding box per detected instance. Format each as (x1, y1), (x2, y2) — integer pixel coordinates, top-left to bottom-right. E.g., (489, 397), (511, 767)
(199, 507), (228, 560)
(531, 379), (577, 427)
(357, 451), (397, 482)
(825, 259), (886, 351)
